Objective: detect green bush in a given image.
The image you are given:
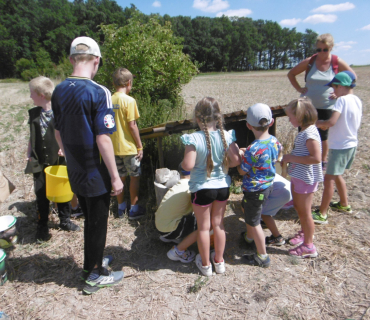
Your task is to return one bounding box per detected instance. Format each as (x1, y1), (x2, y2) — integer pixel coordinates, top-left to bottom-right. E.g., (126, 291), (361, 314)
(52, 56), (73, 80)
(97, 13), (198, 105)
(20, 69), (39, 81)
(15, 58), (36, 78)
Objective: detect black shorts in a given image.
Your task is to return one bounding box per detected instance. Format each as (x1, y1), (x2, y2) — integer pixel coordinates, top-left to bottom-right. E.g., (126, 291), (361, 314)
(299, 109), (332, 141)
(242, 186), (273, 227)
(158, 213), (197, 241)
(191, 187), (230, 206)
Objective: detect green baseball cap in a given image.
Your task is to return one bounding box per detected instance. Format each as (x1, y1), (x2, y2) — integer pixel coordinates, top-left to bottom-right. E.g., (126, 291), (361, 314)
(325, 71), (355, 87)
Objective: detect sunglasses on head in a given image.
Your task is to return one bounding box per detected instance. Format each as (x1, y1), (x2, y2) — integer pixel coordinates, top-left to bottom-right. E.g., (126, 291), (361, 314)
(316, 48), (329, 52)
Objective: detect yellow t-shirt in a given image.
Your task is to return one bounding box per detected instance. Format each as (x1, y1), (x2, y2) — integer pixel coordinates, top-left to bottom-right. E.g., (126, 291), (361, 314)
(155, 179), (193, 232)
(111, 92), (140, 156)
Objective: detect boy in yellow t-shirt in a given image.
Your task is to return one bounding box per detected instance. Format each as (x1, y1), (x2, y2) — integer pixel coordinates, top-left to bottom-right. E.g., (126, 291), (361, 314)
(111, 68), (145, 220)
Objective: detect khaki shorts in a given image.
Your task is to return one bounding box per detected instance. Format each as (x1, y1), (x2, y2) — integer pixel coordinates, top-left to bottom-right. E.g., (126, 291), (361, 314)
(326, 147), (356, 175)
(115, 155), (141, 177)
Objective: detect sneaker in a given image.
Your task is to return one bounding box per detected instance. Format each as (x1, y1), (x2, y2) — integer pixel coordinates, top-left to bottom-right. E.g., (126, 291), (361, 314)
(282, 200), (294, 210)
(128, 206), (146, 220)
(80, 255), (114, 281)
(265, 234), (285, 246)
(329, 201), (353, 214)
(241, 232), (256, 249)
(167, 246), (196, 263)
(159, 235), (182, 244)
(242, 253), (271, 268)
(117, 204), (130, 219)
(210, 251), (225, 274)
(59, 220), (81, 232)
(312, 209), (328, 225)
(82, 283), (102, 295)
(289, 244), (318, 258)
(288, 230), (304, 246)
(195, 254), (212, 276)
(117, 208), (126, 219)
(85, 267), (124, 288)
(36, 224), (51, 242)
(71, 206), (84, 218)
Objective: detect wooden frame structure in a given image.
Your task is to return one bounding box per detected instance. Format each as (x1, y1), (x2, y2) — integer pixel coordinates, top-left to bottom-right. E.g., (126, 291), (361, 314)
(139, 105), (287, 167)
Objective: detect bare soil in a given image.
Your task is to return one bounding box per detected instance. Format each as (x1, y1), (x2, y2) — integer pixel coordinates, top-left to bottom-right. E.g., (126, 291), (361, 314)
(0, 68), (369, 320)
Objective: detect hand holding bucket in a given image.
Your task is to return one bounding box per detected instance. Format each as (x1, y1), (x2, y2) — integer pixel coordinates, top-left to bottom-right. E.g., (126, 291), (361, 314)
(44, 165), (73, 203)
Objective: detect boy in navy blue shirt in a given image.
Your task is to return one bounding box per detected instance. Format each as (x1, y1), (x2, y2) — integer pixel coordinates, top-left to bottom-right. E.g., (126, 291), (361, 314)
(52, 37), (124, 294)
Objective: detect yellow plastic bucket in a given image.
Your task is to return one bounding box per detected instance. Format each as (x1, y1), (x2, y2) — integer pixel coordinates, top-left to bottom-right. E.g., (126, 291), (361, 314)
(44, 165), (73, 203)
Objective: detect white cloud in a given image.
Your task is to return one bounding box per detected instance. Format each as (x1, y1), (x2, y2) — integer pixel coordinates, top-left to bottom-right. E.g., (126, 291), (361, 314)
(152, 1), (161, 7)
(360, 49), (370, 52)
(303, 14), (337, 24)
(311, 2), (355, 13)
(280, 18), (301, 26)
(360, 24), (370, 31)
(335, 41), (357, 51)
(193, 0), (229, 13)
(216, 8), (252, 17)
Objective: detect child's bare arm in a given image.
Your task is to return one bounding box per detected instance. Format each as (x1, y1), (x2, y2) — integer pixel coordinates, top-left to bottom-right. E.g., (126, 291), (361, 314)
(228, 142), (241, 168)
(27, 139), (32, 159)
(181, 145), (196, 172)
(55, 130), (65, 157)
(316, 111), (341, 130)
(282, 139), (321, 165)
(128, 120), (143, 161)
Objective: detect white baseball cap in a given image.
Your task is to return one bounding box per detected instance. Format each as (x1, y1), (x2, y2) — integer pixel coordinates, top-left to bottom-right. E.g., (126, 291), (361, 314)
(246, 103), (272, 127)
(70, 36), (103, 65)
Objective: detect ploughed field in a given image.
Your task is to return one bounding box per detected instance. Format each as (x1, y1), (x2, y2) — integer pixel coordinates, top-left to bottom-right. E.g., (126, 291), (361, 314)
(0, 67), (369, 319)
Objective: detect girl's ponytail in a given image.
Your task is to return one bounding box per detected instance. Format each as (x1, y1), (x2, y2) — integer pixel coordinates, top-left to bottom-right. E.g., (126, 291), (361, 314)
(202, 115), (214, 177)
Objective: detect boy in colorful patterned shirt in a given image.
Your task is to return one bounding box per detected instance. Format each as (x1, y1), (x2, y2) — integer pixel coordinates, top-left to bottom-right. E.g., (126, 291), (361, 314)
(237, 103), (282, 268)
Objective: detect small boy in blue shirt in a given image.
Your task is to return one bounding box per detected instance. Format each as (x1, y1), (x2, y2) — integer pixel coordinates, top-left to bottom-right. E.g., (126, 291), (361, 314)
(237, 103), (282, 268)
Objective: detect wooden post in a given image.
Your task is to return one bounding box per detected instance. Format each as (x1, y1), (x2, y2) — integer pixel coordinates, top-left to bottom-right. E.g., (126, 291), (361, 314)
(157, 137), (164, 168)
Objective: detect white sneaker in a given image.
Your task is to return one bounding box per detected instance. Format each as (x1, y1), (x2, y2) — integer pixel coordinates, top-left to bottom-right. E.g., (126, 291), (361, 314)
(195, 254), (212, 276)
(210, 251), (225, 274)
(167, 246), (196, 263)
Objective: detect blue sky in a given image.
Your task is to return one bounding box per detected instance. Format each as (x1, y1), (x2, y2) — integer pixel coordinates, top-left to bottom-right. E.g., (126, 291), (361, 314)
(115, 0), (370, 65)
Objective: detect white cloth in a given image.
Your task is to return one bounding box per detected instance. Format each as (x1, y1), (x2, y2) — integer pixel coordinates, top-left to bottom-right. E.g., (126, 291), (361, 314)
(328, 94), (362, 150)
(155, 179), (193, 233)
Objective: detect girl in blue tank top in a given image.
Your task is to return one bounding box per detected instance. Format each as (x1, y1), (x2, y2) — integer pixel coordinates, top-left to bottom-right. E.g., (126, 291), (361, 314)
(181, 97), (240, 276)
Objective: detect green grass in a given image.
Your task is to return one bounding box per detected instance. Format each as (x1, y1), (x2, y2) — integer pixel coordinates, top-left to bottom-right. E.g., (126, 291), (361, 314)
(188, 276), (209, 293)
(0, 78), (25, 83)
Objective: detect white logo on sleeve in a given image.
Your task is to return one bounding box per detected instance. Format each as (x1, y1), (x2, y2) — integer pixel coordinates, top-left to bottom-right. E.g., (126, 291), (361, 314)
(104, 114), (115, 129)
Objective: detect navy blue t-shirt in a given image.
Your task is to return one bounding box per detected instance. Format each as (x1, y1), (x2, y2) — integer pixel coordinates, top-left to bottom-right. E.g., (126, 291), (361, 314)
(51, 77), (116, 197)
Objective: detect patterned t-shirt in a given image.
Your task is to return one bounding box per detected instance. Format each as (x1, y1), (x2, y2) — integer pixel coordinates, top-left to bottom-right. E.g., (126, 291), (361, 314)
(52, 76), (116, 197)
(241, 135), (281, 192)
(288, 125), (323, 185)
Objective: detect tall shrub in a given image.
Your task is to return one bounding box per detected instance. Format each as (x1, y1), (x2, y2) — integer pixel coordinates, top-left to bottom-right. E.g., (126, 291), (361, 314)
(97, 14), (198, 106)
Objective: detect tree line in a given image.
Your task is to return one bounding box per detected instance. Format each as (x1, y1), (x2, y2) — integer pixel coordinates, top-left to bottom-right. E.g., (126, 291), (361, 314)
(0, 0), (318, 79)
